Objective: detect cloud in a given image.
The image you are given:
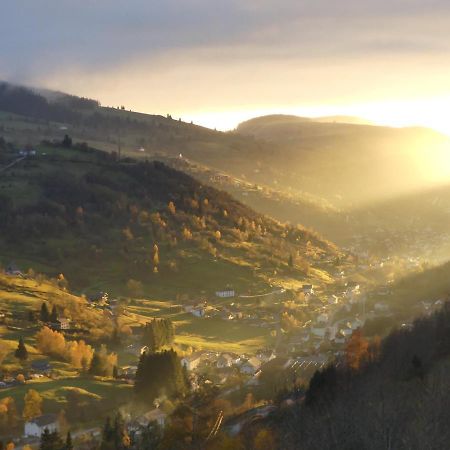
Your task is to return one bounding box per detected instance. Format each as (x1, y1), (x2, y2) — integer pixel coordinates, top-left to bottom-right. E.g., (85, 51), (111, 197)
(1, 0), (450, 120)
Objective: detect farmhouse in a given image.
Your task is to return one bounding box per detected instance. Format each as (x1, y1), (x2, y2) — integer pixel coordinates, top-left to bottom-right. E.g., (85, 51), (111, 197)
(181, 352), (203, 371)
(24, 414), (59, 437)
(50, 318), (71, 330)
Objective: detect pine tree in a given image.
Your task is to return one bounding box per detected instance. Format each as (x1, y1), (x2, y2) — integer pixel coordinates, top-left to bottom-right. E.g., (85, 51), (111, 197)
(39, 428), (64, 450)
(65, 431), (73, 450)
(40, 302), (50, 322)
(50, 305), (58, 323)
(288, 254), (294, 268)
(15, 337), (28, 360)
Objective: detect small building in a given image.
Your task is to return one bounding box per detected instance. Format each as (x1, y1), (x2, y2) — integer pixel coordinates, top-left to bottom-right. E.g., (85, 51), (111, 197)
(50, 318), (71, 330)
(24, 414), (59, 437)
(118, 365), (138, 378)
(217, 354), (234, 369)
(191, 306), (205, 318)
(142, 408), (167, 427)
(181, 353), (203, 371)
(215, 289), (235, 298)
(240, 357), (262, 375)
(302, 285), (314, 295)
(5, 263), (22, 277)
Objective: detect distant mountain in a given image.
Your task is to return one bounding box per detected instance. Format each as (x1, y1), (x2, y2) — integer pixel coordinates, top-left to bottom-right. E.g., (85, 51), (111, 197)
(236, 114), (450, 207)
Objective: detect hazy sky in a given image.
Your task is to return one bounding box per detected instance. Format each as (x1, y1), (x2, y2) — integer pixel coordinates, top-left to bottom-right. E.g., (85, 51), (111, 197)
(1, 1), (450, 132)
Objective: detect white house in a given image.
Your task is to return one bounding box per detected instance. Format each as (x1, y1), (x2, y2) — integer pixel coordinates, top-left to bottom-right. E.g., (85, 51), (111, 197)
(215, 289), (235, 298)
(24, 414), (59, 437)
(181, 353), (203, 371)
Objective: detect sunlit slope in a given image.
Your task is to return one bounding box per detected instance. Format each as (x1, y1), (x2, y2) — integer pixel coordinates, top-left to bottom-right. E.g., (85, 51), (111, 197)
(0, 142), (339, 297)
(237, 115), (450, 207)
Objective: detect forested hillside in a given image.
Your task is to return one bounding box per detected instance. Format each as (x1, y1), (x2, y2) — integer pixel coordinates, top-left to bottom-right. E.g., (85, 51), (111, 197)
(0, 138), (338, 297)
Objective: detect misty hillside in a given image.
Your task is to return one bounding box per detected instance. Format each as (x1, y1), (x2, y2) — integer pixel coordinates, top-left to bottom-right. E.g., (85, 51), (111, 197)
(237, 114), (450, 207)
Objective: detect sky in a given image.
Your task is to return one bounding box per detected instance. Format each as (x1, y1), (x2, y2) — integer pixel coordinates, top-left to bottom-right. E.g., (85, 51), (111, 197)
(1, 0), (450, 133)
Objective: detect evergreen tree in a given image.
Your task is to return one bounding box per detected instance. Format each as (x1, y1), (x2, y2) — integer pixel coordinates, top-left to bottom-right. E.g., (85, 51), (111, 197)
(15, 336), (28, 360)
(50, 305), (58, 323)
(89, 352), (102, 375)
(134, 349), (187, 404)
(288, 254), (294, 268)
(39, 428), (63, 450)
(65, 431), (73, 450)
(40, 302), (50, 322)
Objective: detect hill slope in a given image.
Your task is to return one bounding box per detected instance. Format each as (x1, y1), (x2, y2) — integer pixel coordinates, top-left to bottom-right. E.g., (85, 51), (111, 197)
(0, 139), (338, 298)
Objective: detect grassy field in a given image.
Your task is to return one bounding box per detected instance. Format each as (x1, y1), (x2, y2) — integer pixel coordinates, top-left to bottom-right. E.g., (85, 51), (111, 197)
(0, 376), (132, 415)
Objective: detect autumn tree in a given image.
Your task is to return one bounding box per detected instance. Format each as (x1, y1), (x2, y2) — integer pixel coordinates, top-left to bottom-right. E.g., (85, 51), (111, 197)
(23, 389), (42, 420)
(167, 201), (176, 215)
(36, 326), (66, 358)
(346, 329), (369, 371)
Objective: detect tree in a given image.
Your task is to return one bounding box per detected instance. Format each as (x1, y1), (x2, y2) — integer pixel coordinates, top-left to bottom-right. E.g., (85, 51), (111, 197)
(50, 305), (58, 323)
(64, 431), (73, 450)
(346, 329), (369, 371)
(15, 337), (28, 361)
(39, 428), (63, 450)
(288, 254), (294, 268)
(62, 134), (72, 148)
(134, 350), (187, 404)
(167, 201), (176, 215)
(40, 302), (50, 322)
(89, 345), (117, 377)
(23, 389), (42, 420)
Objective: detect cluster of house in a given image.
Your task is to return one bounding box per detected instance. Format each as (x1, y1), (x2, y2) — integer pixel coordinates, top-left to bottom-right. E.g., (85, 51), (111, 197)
(180, 349), (275, 376)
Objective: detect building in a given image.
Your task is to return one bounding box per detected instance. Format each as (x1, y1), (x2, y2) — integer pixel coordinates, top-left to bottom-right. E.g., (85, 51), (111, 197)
(217, 354), (234, 369)
(302, 285), (314, 295)
(24, 414), (59, 437)
(50, 318), (71, 330)
(191, 306), (205, 318)
(181, 353), (203, 371)
(215, 289), (235, 298)
(141, 408), (167, 427)
(240, 357), (262, 375)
